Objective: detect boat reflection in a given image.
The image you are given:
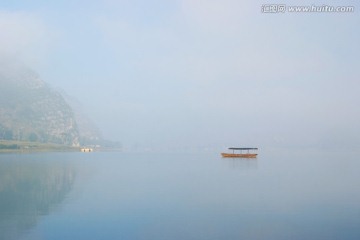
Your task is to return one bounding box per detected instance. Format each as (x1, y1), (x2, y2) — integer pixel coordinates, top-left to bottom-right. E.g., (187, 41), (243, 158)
(0, 155), (76, 240)
(223, 157), (258, 170)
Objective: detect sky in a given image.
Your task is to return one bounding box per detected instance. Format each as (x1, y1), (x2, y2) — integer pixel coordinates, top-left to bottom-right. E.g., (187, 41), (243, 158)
(0, 0), (359, 151)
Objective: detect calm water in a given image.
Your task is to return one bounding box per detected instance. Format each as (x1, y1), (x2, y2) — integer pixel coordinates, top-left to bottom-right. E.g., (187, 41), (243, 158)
(0, 149), (359, 240)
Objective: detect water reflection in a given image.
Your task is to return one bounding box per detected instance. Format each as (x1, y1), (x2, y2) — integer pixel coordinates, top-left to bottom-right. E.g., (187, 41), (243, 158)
(0, 154), (76, 240)
(0, 151), (359, 240)
(223, 157), (258, 170)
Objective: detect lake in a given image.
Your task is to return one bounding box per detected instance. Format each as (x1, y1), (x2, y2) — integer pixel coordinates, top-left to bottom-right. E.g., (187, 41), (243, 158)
(0, 149), (359, 240)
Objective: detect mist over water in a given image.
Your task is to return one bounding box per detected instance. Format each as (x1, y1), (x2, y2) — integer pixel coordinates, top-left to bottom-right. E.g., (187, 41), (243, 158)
(0, 1), (359, 150)
(0, 1), (360, 239)
(0, 150), (359, 240)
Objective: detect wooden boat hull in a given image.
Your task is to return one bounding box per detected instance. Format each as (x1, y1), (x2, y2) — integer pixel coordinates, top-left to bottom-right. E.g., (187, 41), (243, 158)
(221, 153), (257, 158)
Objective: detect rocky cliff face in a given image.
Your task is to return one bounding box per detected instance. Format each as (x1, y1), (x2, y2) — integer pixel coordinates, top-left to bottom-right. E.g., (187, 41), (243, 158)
(61, 92), (103, 145)
(0, 63), (80, 146)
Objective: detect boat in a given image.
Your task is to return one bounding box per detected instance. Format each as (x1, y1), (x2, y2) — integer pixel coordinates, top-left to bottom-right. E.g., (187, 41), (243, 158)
(221, 147), (258, 158)
(80, 147), (93, 152)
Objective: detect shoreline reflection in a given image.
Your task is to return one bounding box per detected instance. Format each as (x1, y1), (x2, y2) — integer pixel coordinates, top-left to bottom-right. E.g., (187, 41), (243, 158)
(0, 155), (76, 240)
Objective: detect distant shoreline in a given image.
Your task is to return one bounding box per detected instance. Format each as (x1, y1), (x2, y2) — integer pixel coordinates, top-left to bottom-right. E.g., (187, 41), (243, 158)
(0, 140), (79, 153)
(0, 140), (123, 153)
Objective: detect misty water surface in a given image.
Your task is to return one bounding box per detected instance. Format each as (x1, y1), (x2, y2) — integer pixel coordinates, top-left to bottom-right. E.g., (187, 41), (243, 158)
(0, 149), (359, 240)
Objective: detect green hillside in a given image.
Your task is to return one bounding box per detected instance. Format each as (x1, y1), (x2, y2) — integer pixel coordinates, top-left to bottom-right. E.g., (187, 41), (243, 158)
(0, 63), (79, 146)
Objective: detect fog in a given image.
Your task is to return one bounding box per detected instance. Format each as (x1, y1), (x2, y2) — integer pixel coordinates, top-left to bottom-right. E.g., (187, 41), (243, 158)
(1, 0), (359, 150)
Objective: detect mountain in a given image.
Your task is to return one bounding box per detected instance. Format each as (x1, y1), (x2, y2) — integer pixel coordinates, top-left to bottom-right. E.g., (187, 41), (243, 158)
(0, 61), (122, 149)
(60, 91), (103, 145)
(0, 62), (80, 146)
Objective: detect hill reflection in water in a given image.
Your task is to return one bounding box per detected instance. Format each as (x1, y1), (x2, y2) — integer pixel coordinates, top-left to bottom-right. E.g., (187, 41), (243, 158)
(0, 154), (76, 240)
(1, 151), (360, 240)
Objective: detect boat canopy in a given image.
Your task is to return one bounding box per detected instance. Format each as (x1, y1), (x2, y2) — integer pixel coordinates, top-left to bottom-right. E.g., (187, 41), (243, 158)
(228, 148), (258, 150)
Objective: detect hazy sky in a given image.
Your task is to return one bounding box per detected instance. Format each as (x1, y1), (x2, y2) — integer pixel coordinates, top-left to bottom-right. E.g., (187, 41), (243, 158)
(0, 0), (359, 150)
